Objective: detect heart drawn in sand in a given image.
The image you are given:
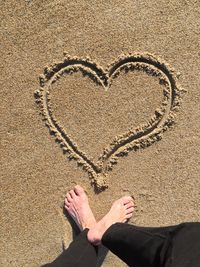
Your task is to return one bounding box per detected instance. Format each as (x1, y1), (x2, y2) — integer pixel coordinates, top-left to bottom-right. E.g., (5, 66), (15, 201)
(35, 53), (183, 191)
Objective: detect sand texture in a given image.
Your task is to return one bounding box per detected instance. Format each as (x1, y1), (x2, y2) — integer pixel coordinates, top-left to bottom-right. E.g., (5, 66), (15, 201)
(1, 1), (200, 266)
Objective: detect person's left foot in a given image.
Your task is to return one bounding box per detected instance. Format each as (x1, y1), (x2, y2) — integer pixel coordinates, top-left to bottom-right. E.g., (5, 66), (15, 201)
(87, 196), (134, 245)
(64, 185), (96, 231)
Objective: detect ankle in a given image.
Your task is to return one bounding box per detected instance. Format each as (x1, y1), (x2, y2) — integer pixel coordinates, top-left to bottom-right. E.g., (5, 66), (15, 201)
(87, 228), (100, 246)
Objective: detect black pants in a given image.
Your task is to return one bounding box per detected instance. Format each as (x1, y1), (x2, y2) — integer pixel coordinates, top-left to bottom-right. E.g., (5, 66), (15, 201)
(42, 222), (200, 267)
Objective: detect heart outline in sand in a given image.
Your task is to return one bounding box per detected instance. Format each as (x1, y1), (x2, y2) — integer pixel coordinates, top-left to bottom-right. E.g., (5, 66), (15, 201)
(35, 53), (184, 191)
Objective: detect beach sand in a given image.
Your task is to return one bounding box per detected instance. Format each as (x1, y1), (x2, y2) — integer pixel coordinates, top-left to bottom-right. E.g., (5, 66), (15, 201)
(1, 1), (200, 266)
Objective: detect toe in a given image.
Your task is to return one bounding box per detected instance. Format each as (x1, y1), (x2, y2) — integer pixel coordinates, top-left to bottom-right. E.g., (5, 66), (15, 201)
(126, 207), (134, 214)
(122, 196), (133, 205)
(125, 201), (134, 209)
(64, 204), (69, 210)
(74, 185), (84, 195)
(123, 218), (128, 223)
(69, 189), (76, 199)
(64, 198), (70, 206)
(66, 193), (72, 202)
(126, 213), (133, 219)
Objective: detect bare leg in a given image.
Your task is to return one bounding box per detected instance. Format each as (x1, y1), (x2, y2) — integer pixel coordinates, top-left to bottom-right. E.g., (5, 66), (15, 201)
(87, 196), (134, 245)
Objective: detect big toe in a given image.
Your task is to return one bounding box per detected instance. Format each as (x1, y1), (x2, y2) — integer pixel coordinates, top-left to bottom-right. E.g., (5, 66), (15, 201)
(121, 196), (133, 205)
(74, 185), (85, 195)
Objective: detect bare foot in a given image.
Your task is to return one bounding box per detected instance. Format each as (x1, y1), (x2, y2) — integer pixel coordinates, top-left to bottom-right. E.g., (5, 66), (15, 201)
(64, 185), (96, 231)
(87, 196), (134, 245)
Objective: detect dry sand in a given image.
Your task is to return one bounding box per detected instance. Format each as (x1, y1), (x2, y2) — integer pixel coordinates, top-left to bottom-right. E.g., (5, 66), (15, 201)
(1, 1), (200, 266)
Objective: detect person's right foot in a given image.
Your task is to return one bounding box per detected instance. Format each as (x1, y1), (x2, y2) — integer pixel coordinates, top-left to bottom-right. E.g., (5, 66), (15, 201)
(87, 196), (134, 245)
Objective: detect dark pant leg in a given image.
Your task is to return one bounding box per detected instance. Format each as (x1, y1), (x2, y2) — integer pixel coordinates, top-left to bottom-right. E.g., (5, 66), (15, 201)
(102, 223), (179, 267)
(42, 229), (98, 267)
(169, 222), (200, 267)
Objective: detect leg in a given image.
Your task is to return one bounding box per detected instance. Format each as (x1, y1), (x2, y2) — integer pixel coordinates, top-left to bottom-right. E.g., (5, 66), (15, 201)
(42, 229), (98, 267)
(101, 223), (175, 267)
(42, 185), (98, 267)
(87, 199), (184, 267)
(167, 222), (200, 267)
(100, 222), (200, 267)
